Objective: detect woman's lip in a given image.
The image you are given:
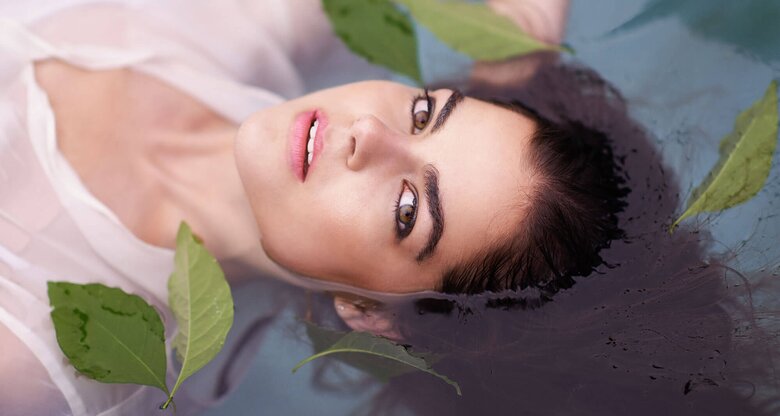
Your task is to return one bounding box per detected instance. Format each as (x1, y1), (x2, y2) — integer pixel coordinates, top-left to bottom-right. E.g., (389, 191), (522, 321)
(287, 109), (328, 182)
(288, 110), (316, 182)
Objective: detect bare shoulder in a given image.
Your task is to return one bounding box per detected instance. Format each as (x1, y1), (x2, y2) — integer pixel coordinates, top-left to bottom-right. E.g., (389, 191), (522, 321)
(31, 59), (223, 249)
(30, 60), (266, 268)
(34, 60), (133, 178)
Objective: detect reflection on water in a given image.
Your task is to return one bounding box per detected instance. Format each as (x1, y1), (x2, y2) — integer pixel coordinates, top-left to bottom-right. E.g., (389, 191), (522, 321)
(609, 0), (780, 67)
(203, 1), (779, 415)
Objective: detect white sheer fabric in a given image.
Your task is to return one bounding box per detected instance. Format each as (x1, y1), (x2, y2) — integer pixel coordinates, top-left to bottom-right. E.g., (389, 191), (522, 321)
(0, 1), (383, 414)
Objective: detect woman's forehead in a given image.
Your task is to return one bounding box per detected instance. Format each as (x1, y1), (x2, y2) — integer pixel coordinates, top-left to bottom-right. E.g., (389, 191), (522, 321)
(423, 97), (537, 268)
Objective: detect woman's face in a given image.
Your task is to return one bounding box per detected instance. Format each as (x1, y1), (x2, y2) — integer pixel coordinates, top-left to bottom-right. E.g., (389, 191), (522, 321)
(235, 81), (536, 293)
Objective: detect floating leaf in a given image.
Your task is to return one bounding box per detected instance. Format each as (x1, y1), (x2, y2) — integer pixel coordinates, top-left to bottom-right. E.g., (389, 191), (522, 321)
(395, 0), (566, 61)
(47, 282), (169, 395)
(163, 222), (234, 408)
(302, 322), (419, 381)
(671, 80), (779, 230)
(323, 0), (421, 83)
(304, 321), (347, 352)
(294, 324), (461, 395)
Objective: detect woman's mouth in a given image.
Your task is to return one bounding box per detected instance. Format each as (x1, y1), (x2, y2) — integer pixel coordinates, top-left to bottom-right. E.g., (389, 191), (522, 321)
(289, 110), (326, 182)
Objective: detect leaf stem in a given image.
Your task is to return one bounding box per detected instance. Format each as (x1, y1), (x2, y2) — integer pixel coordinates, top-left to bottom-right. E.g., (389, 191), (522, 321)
(160, 396), (176, 411)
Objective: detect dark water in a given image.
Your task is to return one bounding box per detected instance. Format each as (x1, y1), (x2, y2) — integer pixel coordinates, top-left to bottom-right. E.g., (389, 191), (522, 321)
(201, 1), (780, 415)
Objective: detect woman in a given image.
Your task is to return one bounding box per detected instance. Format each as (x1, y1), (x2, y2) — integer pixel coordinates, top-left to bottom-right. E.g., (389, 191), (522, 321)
(0, 0), (631, 414)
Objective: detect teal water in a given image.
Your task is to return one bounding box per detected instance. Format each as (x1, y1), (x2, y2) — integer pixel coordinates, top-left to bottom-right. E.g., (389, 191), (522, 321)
(201, 1), (780, 414)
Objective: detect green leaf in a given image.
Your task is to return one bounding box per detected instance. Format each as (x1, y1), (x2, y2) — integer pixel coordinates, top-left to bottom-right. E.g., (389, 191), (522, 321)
(302, 322), (417, 382)
(671, 80), (779, 230)
(294, 324), (461, 396)
(395, 0), (567, 61)
(47, 282), (168, 395)
(163, 222), (234, 408)
(323, 0), (422, 83)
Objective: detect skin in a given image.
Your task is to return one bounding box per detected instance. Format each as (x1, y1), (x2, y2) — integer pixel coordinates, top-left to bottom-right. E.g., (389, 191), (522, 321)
(236, 81), (538, 293)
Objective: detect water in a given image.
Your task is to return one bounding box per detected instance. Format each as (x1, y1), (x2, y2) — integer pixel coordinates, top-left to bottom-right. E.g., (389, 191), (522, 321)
(200, 1), (780, 414)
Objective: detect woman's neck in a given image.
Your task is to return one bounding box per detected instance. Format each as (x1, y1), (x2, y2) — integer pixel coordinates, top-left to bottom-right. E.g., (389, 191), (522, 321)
(35, 60), (287, 279)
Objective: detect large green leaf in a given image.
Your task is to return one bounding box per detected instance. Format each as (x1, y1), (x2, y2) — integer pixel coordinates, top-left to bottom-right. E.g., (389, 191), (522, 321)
(323, 0), (421, 83)
(163, 222), (234, 408)
(395, 0), (565, 61)
(47, 282), (169, 395)
(671, 80), (779, 230)
(294, 324), (461, 395)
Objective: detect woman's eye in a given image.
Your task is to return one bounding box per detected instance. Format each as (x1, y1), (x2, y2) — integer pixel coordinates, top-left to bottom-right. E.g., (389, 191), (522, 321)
(410, 91), (433, 134)
(395, 182), (418, 238)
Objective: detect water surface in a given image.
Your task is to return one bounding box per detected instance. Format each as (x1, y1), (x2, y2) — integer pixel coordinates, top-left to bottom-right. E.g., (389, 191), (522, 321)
(201, 1), (780, 414)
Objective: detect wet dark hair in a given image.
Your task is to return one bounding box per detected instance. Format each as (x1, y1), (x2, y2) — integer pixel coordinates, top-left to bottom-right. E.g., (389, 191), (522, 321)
(439, 101), (629, 294)
(295, 60), (772, 416)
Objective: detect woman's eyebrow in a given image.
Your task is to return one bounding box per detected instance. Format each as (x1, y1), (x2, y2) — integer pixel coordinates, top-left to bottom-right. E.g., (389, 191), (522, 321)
(416, 165), (443, 263)
(430, 89), (464, 133)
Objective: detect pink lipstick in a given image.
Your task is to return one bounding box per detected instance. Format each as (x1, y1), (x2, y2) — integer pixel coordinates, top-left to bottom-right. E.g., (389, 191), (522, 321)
(288, 110), (327, 182)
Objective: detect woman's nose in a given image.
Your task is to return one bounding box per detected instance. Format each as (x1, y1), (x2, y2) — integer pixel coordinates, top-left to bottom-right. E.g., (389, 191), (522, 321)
(346, 115), (413, 171)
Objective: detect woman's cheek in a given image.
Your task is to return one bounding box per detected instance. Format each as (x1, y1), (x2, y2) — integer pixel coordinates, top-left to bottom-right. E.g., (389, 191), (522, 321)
(257, 220), (315, 276)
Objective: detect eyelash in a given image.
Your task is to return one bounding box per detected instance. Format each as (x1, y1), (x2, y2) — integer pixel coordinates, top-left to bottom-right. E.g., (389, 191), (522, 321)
(409, 88), (434, 134)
